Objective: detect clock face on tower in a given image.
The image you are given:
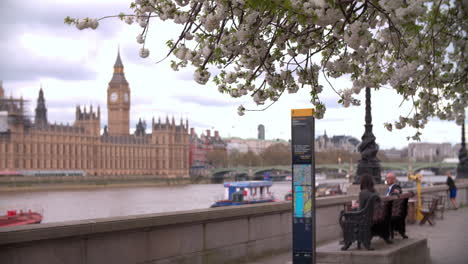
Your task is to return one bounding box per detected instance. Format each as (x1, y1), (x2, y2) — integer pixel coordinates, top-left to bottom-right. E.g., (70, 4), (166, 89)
(110, 92), (118, 102)
(124, 93), (129, 102)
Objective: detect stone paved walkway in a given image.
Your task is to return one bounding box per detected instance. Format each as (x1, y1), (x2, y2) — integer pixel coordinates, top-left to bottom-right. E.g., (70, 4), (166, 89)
(244, 207), (468, 264)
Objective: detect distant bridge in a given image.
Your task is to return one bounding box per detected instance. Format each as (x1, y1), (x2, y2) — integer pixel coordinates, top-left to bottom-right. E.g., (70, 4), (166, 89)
(207, 162), (458, 182)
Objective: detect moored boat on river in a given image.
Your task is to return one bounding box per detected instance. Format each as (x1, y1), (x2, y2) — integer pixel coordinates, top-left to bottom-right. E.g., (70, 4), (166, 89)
(210, 181), (276, 208)
(0, 210), (43, 227)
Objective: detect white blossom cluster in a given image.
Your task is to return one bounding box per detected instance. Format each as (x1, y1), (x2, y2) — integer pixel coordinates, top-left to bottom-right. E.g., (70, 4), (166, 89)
(67, 0), (467, 139)
(65, 17), (99, 30)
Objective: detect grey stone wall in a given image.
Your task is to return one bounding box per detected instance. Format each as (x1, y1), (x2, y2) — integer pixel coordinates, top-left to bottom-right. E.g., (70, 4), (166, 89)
(418, 179), (468, 206)
(0, 203), (294, 264)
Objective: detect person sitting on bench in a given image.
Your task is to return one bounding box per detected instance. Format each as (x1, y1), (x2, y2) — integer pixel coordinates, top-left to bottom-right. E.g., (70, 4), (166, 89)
(359, 173), (380, 210)
(385, 172), (402, 196)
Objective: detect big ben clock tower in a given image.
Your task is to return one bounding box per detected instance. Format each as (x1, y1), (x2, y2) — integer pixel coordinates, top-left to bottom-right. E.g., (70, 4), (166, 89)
(107, 50), (130, 136)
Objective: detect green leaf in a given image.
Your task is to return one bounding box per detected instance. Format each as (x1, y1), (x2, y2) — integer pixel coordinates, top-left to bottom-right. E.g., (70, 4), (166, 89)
(166, 40), (174, 49)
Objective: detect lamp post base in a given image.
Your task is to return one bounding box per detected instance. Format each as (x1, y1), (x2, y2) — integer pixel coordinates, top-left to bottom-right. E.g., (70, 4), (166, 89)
(457, 165), (468, 179)
(355, 159), (382, 184)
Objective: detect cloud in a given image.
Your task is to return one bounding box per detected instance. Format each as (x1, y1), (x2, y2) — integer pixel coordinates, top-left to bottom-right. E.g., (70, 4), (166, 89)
(294, 94), (342, 109)
(1, 59), (97, 82)
(174, 94), (243, 107)
(189, 120), (217, 130)
(0, 29), (99, 82)
(0, 0), (133, 82)
(0, 0), (129, 35)
(118, 44), (156, 67)
(131, 95), (154, 106)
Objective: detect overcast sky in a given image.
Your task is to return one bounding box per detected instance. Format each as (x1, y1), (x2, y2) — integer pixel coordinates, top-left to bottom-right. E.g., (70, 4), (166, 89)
(0, 0), (466, 149)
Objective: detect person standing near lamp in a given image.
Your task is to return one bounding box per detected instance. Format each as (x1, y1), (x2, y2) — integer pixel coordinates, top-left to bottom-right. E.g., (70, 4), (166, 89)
(446, 171), (458, 210)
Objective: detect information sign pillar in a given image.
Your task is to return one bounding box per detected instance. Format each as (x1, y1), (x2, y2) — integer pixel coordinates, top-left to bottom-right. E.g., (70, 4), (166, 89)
(291, 108), (315, 264)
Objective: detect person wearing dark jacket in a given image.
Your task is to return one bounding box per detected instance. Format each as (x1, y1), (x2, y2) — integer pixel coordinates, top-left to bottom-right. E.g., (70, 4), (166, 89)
(385, 172), (402, 196)
(359, 173), (380, 210)
(446, 171), (458, 209)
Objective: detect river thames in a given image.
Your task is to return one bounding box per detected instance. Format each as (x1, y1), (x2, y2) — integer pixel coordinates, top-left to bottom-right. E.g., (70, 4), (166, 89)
(0, 182), (293, 224)
(0, 175), (449, 224)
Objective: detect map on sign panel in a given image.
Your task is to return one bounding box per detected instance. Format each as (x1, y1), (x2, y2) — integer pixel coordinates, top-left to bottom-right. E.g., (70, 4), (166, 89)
(293, 164), (311, 185)
(294, 186), (313, 218)
(293, 164), (312, 218)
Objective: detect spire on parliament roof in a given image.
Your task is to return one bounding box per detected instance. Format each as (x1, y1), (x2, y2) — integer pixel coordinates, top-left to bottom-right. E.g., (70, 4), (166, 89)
(0, 80), (4, 98)
(35, 86), (48, 126)
(114, 46), (124, 68)
(109, 47), (128, 85)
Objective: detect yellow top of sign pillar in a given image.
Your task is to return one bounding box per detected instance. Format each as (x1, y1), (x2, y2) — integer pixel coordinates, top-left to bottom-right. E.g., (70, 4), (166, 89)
(291, 108), (314, 117)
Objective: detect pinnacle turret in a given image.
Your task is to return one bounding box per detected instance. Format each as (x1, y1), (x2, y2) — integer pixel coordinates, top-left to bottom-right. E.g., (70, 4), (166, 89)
(35, 87), (48, 126)
(114, 48), (124, 68)
(0, 80), (4, 98)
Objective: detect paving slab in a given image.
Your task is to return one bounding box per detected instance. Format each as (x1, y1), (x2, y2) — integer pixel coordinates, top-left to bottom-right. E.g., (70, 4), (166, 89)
(243, 207), (468, 264)
(317, 237), (428, 264)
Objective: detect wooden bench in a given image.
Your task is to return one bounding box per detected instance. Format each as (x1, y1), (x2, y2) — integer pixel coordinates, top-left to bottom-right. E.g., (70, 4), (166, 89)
(421, 194), (447, 220)
(434, 194), (446, 219)
(420, 196), (439, 225)
(339, 192), (413, 250)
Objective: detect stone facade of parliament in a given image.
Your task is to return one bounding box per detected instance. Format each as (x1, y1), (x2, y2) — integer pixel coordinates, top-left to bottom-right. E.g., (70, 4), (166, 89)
(0, 52), (189, 177)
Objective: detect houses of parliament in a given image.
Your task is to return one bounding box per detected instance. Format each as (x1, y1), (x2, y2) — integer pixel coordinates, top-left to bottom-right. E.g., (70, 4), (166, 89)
(0, 51), (189, 177)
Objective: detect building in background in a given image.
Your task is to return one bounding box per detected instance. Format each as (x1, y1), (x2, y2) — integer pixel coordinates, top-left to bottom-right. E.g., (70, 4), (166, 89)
(315, 131), (361, 152)
(380, 147), (407, 161)
(225, 137), (289, 155)
(1, 81), (30, 134)
(189, 128), (227, 175)
(0, 111), (7, 133)
(408, 142), (458, 162)
(0, 51), (189, 177)
(258, 124), (265, 140)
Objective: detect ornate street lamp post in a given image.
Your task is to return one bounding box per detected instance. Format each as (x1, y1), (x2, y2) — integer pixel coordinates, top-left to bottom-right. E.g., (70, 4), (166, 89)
(354, 87), (382, 184)
(457, 118), (468, 179)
